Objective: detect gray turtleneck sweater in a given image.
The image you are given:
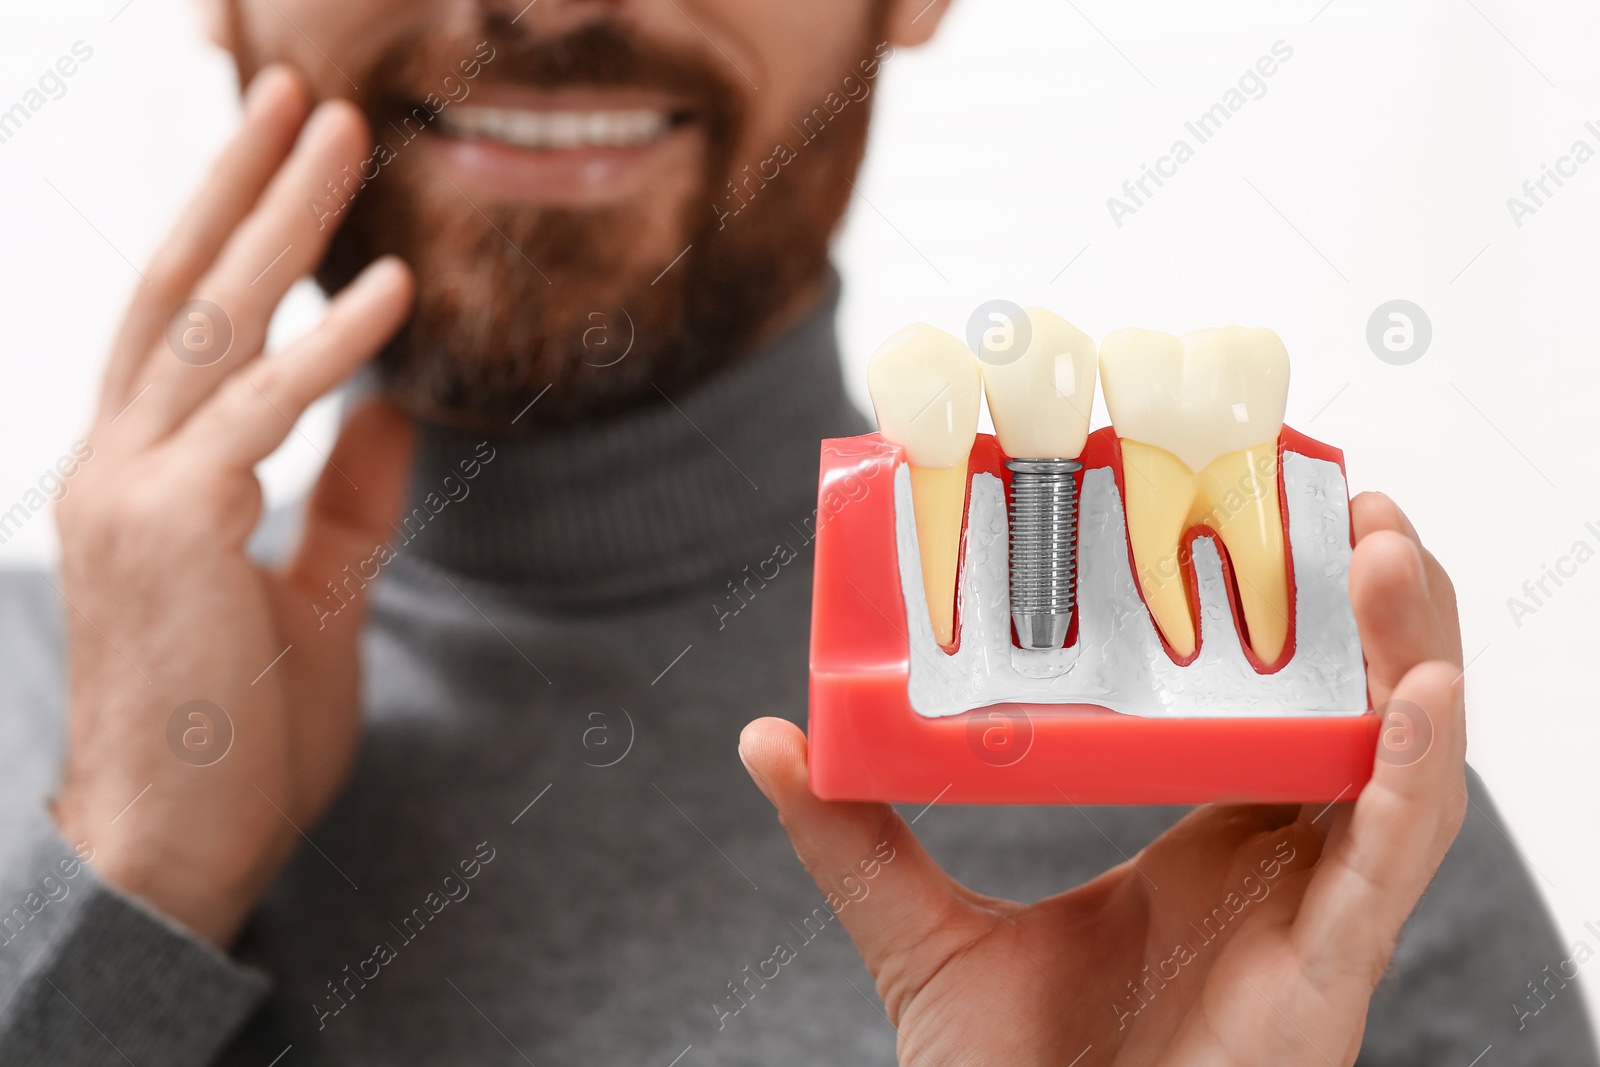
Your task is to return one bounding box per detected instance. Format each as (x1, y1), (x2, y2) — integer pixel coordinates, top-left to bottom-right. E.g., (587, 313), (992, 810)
(0, 285), (1593, 1065)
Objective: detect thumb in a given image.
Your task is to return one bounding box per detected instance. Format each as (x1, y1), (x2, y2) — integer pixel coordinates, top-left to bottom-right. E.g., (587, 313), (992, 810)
(1292, 659), (1466, 986)
(284, 397), (415, 628)
(739, 717), (976, 1019)
(1348, 495), (1457, 708)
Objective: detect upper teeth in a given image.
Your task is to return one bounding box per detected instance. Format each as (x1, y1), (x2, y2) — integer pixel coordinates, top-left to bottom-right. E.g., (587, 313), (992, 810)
(1098, 326), (1293, 664)
(979, 307), (1098, 461)
(868, 323), (982, 648)
(436, 106), (671, 149)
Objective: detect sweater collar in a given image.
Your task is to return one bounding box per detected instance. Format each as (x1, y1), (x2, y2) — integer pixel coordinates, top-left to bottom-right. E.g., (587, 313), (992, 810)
(400, 275), (868, 608)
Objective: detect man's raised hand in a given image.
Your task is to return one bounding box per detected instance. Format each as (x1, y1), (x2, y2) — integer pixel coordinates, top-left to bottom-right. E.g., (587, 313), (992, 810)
(53, 66), (414, 948)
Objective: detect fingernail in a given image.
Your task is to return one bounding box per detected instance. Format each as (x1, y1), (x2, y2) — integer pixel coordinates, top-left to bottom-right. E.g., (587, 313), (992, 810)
(738, 737), (774, 805)
(243, 65), (294, 114)
(298, 97), (363, 149)
(304, 99), (344, 135)
(361, 255), (406, 285)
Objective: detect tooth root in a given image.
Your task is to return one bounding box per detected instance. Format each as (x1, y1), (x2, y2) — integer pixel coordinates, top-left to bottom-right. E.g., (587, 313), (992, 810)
(1121, 441), (1202, 659)
(1120, 440), (1290, 663)
(1200, 445), (1289, 663)
(909, 463), (969, 646)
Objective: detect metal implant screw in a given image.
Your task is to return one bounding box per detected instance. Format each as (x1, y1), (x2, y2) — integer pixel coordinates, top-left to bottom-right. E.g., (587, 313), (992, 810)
(1005, 458), (1082, 650)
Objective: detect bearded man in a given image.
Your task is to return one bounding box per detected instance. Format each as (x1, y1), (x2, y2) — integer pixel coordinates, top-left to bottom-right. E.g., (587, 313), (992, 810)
(0, 1), (1592, 1064)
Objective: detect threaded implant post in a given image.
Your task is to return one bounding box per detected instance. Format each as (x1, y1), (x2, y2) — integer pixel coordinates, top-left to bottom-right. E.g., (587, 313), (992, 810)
(1004, 458), (1082, 650)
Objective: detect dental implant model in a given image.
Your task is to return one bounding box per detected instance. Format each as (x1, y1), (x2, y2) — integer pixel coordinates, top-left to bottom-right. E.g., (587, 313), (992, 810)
(1098, 327), (1291, 665)
(809, 308), (1372, 807)
(866, 324), (981, 648)
(978, 309), (1099, 650)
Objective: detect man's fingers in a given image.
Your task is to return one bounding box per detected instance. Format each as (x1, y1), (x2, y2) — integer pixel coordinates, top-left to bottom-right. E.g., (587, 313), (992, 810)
(1349, 528), (1453, 708)
(125, 99), (375, 442)
(1350, 491), (1418, 543)
(274, 398), (414, 812)
(102, 66), (311, 409)
(172, 256), (413, 470)
(1351, 492), (1461, 661)
(284, 398), (415, 625)
(1291, 660), (1466, 986)
(739, 718), (980, 1018)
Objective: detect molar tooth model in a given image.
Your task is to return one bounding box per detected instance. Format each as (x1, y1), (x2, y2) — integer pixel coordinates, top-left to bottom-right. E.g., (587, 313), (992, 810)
(809, 310), (1377, 806)
(1099, 327), (1292, 666)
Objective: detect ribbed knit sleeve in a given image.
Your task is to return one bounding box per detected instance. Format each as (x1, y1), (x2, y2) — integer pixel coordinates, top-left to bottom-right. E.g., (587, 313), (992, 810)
(0, 807), (269, 1065)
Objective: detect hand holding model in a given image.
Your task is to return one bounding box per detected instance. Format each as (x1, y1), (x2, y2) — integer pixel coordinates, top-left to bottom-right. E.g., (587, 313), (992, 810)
(745, 303), (1466, 1062)
(744, 492), (1462, 1064)
(51, 68), (415, 948)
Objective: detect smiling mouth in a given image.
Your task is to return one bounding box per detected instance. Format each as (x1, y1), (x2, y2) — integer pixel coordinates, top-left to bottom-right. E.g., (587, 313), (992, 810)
(408, 91), (708, 206)
(432, 103), (695, 151)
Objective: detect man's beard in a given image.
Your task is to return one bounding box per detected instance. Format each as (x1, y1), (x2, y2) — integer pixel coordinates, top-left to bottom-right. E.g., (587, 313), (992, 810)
(289, 17), (877, 432)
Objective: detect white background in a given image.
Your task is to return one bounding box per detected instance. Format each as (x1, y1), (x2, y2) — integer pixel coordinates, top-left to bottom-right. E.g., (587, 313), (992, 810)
(4, 0), (1599, 1027)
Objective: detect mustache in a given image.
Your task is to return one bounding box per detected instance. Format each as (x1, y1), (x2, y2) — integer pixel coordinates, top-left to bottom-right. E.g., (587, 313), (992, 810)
(307, 8), (878, 431)
(360, 18), (740, 127)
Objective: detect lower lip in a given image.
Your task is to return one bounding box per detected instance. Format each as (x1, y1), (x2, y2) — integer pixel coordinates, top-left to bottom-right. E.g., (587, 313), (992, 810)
(419, 123), (700, 207)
